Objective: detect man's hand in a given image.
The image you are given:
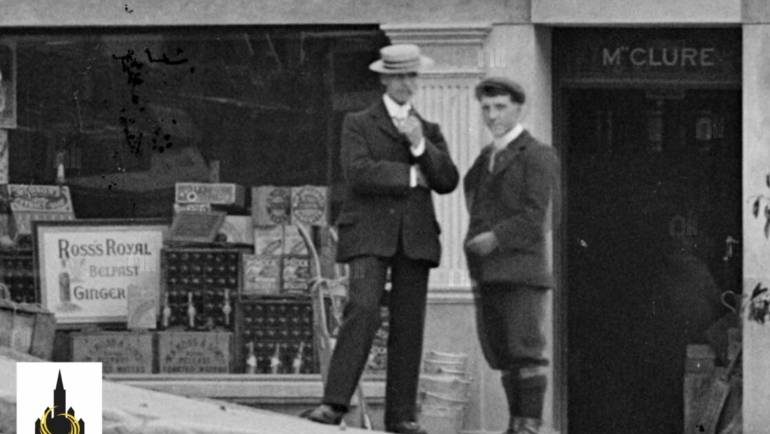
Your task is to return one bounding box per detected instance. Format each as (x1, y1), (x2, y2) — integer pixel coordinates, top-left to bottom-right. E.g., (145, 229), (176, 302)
(397, 114), (424, 150)
(465, 231), (498, 256)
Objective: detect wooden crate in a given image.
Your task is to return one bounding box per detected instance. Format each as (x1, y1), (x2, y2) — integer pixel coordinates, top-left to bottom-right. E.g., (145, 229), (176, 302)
(157, 331), (232, 373)
(161, 247), (249, 330)
(71, 331), (154, 374)
(0, 298), (56, 359)
(234, 297), (316, 374)
(0, 248), (36, 303)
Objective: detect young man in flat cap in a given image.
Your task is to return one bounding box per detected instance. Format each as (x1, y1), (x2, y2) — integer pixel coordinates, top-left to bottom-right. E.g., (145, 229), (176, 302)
(464, 77), (560, 434)
(303, 44), (459, 434)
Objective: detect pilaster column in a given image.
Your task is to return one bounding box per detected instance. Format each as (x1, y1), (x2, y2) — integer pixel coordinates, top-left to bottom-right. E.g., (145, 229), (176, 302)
(382, 23), (491, 292)
(742, 23), (770, 434)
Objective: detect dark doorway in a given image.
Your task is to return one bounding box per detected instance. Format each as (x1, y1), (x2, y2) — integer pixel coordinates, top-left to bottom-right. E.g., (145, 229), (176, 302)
(564, 87), (742, 433)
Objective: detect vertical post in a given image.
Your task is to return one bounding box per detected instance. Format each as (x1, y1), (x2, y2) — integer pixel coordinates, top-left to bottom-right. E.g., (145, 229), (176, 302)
(742, 23), (770, 434)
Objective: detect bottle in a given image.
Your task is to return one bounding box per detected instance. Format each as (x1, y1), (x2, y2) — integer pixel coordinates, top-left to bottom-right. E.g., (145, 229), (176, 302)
(58, 260), (71, 303)
(221, 289), (232, 327)
(292, 342), (305, 374)
(186, 292), (196, 329)
(162, 293), (172, 328)
(269, 343), (282, 374)
(55, 150), (66, 185)
(246, 342), (257, 374)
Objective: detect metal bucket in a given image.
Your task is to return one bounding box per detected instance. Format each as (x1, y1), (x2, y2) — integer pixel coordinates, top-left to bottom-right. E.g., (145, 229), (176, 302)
(421, 390), (469, 410)
(423, 357), (467, 376)
(419, 374), (472, 400)
(419, 404), (464, 434)
(427, 350), (468, 364)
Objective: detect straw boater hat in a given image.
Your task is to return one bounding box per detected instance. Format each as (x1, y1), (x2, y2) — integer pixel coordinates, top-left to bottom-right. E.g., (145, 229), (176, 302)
(369, 44), (434, 74)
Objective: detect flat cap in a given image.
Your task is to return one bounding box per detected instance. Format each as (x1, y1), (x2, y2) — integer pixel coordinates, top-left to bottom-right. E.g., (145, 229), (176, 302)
(475, 76), (525, 104)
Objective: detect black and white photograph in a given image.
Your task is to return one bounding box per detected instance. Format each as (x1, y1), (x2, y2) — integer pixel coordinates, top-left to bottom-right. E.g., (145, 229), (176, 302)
(0, 1), (767, 434)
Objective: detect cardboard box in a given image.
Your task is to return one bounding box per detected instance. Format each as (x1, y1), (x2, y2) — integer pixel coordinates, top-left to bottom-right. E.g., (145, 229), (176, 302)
(168, 211), (225, 243)
(252, 186), (292, 226)
(0, 298), (56, 359)
(218, 215), (254, 244)
(282, 254), (311, 294)
(283, 225), (309, 256)
(5, 185), (76, 239)
(173, 203), (211, 214)
(241, 254), (281, 296)
(126, 283), (158, 330)
(7, 184), (74, 213)
(175, 182), (245, 207)
(291, 185), (328, 227)
(254, 226), (284, 256)
(157, 331), (232, 373)
(71, 331), (154, 374)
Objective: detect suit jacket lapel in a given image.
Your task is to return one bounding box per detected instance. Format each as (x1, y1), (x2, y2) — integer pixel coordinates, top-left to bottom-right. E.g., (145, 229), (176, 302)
(371, 100), (404, 142)
(491, 130), (530, 175)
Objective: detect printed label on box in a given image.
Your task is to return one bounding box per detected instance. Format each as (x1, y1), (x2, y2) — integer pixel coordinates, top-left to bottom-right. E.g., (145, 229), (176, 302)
(282, 254), (311, 293)
(173, 203), (212, 214)
(71, 332), (154, 374)
(242, 254), (281, 296)
(126, 283), (157, 330)
(283, 225), (309, 256)
(175, 182), (245, 206)
(7, 184), (74, 213)
(252, 186), (291, 226)
(254, 225), (284, 256)
(158, 331), (231, 373)
(291, 185), (327, 227)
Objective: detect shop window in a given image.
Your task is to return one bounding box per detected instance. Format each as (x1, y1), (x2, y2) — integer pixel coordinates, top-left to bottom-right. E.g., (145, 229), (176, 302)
(6, 27), (387, 220)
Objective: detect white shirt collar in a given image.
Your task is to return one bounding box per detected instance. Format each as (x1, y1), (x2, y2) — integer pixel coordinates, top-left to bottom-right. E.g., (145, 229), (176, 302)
(383, 93), (412, 120)
(493, 124), (524, 151)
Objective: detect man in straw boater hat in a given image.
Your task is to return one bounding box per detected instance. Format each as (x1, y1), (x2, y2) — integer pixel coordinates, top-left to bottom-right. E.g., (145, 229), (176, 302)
(463, 77), (560, 434)
(302, 44), (459, 433)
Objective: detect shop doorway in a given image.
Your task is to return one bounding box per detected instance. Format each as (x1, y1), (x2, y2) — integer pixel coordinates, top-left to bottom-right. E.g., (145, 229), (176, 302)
(563, 87), (742, 433)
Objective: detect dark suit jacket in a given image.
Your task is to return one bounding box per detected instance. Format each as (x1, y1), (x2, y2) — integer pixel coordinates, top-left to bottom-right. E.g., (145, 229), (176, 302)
(335, 100), (459, 267)
(464, 130), (560, 286)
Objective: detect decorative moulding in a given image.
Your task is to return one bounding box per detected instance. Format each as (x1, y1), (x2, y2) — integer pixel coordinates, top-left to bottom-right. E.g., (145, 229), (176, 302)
(381, 23), (492, 77)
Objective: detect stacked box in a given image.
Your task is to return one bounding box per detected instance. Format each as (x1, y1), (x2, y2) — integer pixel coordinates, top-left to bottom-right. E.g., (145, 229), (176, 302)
(252, 186), (292, 226)
(0, 248), (36, 303)
(234, 298), (316, 374)
(71, 331), (154, 374)
(6, 185), (75, 239)
(290, 185), (328, 227)
(161, 247), (248, 330)
(175, 182), (245, 208)
(281, 225), (311, 294)
(254, 226), (284, 256)
(157, 331), (232, 373)
(241, 254), (281, 296)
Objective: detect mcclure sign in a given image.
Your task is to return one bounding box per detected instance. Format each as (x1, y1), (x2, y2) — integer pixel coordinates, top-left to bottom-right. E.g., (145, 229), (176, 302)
(601, 46), (716, 68)
(557, 28), (741, 84)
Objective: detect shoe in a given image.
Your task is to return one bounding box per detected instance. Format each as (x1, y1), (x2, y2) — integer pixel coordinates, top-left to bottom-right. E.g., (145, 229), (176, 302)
(387, 420), (428, 434)
(300, 404), (345, 425)
(510, 417), (541, 434)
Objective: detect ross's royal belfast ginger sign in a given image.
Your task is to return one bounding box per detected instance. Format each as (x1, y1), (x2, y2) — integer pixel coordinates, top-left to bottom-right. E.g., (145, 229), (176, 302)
(34, 220), (167, 324)
(557, 28), (741, 85)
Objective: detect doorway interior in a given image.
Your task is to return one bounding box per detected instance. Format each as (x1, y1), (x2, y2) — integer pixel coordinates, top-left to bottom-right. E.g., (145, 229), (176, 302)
(563, 87), (742, 433)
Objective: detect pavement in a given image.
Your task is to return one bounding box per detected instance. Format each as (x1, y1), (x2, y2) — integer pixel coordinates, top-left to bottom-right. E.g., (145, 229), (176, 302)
(0, 346), (382, 434)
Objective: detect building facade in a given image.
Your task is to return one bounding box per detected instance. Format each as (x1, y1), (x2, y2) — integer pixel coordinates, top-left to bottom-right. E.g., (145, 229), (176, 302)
(1, 1), (769, 433)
